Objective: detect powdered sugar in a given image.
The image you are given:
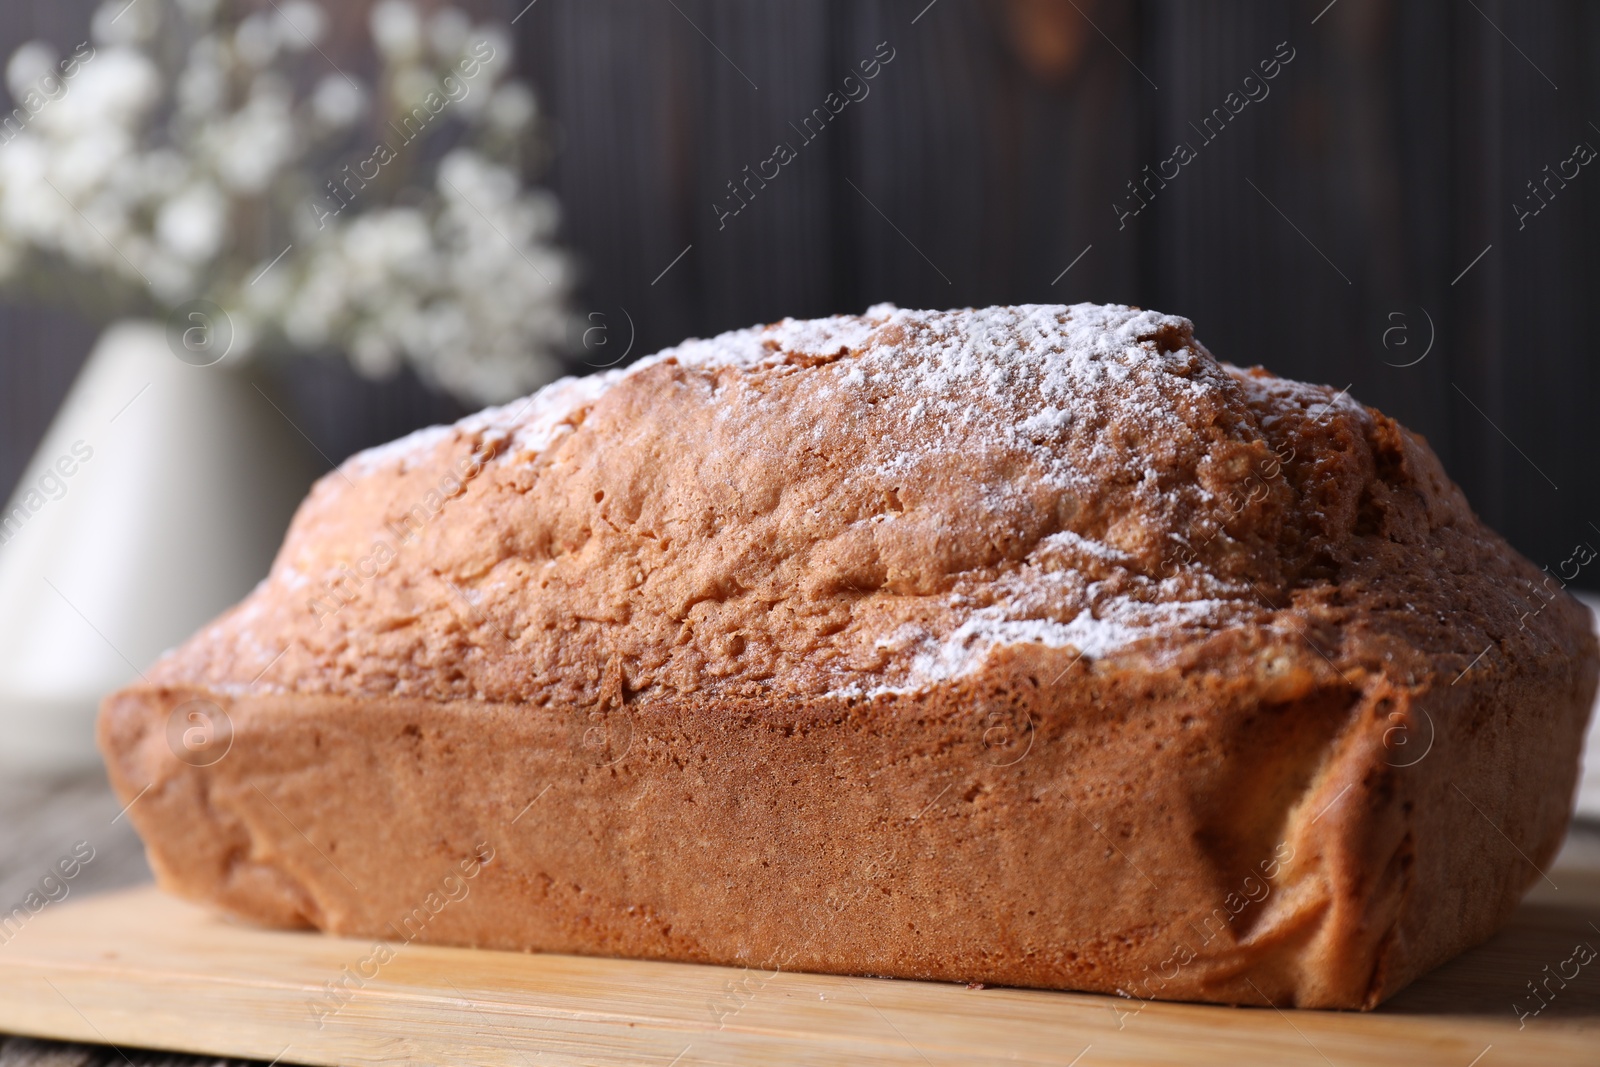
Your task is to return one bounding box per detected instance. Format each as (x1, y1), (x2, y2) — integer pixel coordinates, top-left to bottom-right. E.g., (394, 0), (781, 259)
(342, 423), (456, 476)
(336, 309), (890, 477)
(341, 367), (626, 477)
(642, 303), (1239, 692)
(838, 595), (1237, 698)
(1039, 529), (1136, 565)
(343, 302), (1207, 490)
(462, 370), (624, 456)
(1019, 406), (1074, 440)
(328, 303), (1260, 698)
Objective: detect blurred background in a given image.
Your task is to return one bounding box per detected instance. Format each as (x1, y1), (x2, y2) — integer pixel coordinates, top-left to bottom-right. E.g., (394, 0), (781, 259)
(0, 0), (1596, 774)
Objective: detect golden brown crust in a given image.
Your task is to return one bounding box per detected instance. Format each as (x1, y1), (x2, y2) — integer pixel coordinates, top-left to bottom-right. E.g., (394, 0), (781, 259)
(100, 304), (1597, 1008)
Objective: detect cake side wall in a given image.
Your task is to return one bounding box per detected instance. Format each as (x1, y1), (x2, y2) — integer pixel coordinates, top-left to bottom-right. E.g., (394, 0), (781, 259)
(97, 636), (1503, 1010)
(1367, 599), (1598, 1005)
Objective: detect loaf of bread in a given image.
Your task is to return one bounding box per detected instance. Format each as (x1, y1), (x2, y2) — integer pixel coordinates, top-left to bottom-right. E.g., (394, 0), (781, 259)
(100, 303), (1596, 1009)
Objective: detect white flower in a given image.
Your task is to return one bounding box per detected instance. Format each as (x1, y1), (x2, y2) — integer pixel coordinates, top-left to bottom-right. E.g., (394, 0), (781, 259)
(6, 42), (58, 102)
(390, 66), (438, 115)
(65, 190), (137, 274)
(234, 13), (281, 68)
(156, 182), (225, 261)
(276, 1), (328, 51)
(175, 0), (222, 23)
(310, 75), (366, 128)
(350, 327), (400, 377)
(51, 126), (137, 196)
(176, 40), (229, 118)
(0, 133), (48, 190)
(2, 182), (72, 253)
(486, 82), (536, 132)
(203, 79), (300, 193)
(36, 47), (160, 137)
(0, 0), (573, 407)
(438, 148), (515, 204)
(142, 244), (198, 304)
(471, 26), (513, 79)
(344, 208), (432, 281)
(91, 0), (161, 47)
(370, 1), (423, 63)
(282, 257), (345, 348)
(240, 250), (291, 312)
(131, 148), (191, 200)
(427, 7), (471, 61)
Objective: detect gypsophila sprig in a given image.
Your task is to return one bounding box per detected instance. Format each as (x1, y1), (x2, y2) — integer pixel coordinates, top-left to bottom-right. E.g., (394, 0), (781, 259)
(0, 0), (574, 404)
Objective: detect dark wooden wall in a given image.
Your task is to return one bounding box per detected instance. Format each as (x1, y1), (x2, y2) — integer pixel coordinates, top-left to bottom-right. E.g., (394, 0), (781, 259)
(2, 1), (1597, 582)
(516, 0), (1600, 580)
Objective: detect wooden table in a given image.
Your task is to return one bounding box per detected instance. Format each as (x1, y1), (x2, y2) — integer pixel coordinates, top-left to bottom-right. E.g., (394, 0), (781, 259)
(0, 770), (260, 1066)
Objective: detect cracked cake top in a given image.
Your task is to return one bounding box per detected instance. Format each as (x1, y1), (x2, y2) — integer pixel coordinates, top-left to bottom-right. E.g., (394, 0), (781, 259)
(152, 302), (1553, 706)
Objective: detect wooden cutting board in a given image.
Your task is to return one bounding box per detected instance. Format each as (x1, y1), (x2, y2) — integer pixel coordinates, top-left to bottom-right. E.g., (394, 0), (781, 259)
(0, 862), (1596, 1067)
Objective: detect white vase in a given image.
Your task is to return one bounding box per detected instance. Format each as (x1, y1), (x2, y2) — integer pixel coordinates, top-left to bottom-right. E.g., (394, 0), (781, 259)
(0, 320), (316, 772)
